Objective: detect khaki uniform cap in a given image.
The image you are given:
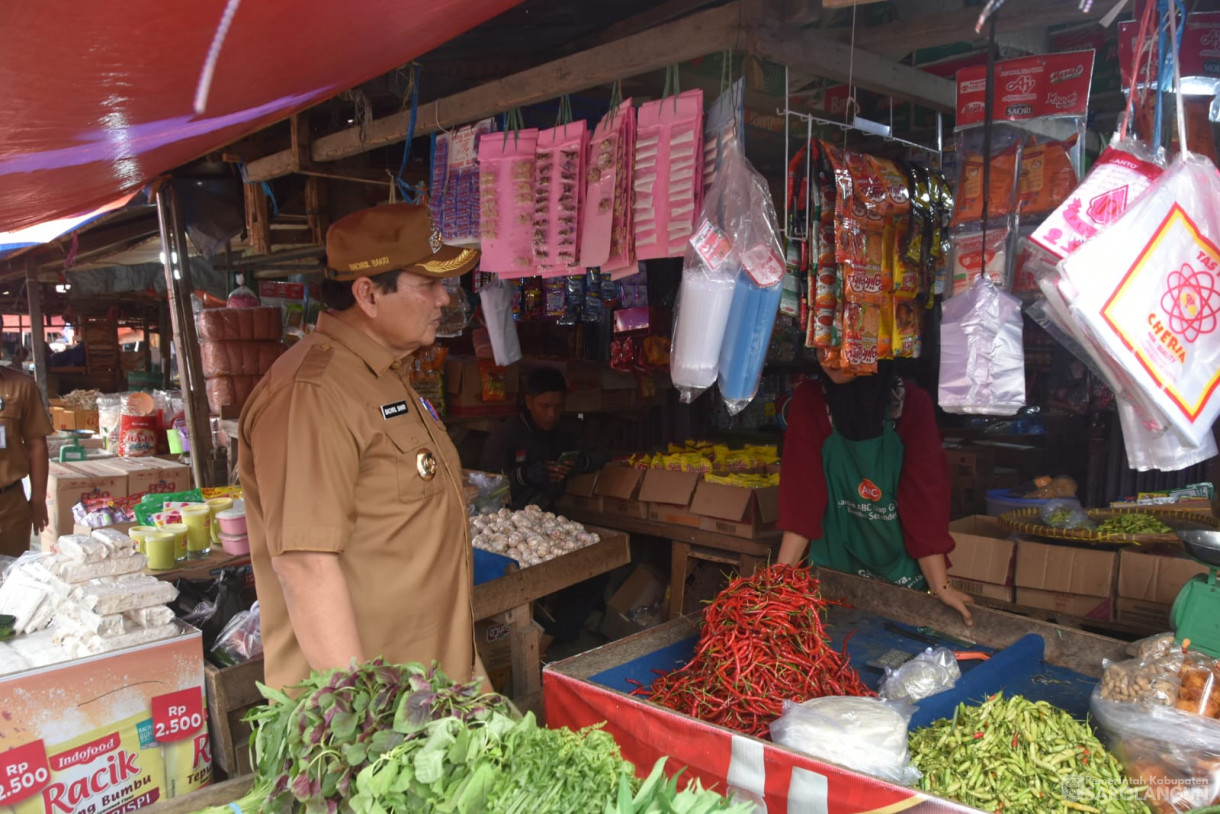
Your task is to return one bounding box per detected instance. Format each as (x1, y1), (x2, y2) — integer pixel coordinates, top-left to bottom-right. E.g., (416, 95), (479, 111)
(325, 202), (479, 282)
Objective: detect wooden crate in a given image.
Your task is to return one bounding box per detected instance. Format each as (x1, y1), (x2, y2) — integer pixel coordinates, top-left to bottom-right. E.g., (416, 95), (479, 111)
(204, 658), (265, 778)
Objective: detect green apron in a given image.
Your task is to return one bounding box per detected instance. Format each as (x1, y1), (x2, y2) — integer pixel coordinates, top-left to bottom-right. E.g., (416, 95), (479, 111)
(809, 411), (926, 590)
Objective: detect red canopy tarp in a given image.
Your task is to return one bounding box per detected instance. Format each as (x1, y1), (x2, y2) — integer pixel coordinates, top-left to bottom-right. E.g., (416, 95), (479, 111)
(0, 0), (520, 232)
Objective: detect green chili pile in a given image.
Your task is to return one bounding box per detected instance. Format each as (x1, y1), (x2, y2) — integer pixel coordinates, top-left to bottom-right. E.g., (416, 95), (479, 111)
(1096, 513), (1173, 535)
(909, 693), (1151, 814)
(636, 564), (872, 738)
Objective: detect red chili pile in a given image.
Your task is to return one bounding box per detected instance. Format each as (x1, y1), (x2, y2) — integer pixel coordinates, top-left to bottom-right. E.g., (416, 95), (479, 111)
(634, 563), (873, 738)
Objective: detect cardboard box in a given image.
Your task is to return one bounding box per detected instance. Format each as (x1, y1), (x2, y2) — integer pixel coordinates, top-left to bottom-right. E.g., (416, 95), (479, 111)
(43, 460), (129, 546)
(559, 469), (602, 513)
(0, 627), (211, 811)
(204, 657), (264, 778)
(601, 565), (668, 640)
(444, 356), (519, 415)
(1114, 597), (1174, 631)
(949, 577), (1015, 603)
(948, 515), (1016, 600)
(593, 464), (647, 518)
(1015, 539), (1117, 598)
(49, 403), (101, 433)
(944, 446), (995, 518)
(1016, 587), (1113, 621)
(689, 480), (779, 538)
(1118, 549), (1210, 604)
(639, 469), (702, 528)
(93, 456), (192, 500)
(474, 618), (514, 695)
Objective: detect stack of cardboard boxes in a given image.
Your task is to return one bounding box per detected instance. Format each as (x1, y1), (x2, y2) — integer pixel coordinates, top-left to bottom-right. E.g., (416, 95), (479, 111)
(947, 514), (1212, 631)
(44, 457), (192, 548)
(560, 463), (779, 540)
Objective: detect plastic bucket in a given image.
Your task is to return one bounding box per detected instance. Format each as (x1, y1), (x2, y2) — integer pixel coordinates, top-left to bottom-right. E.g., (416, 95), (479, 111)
(985, 488), (1052, 517)
(219, 533), (250, 556)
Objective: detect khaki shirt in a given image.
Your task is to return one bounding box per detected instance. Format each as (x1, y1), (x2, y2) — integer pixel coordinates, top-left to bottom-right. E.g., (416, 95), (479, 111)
(238, 312), (474, 691)
(0, 367), (52, 488)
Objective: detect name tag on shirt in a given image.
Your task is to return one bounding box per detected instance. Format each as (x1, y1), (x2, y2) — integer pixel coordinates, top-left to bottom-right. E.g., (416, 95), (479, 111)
(0, 424), (6, 449)
(380, 401), (408, 420)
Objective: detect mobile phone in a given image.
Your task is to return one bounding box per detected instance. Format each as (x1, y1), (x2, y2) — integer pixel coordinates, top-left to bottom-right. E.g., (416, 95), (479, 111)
(556, 450), (582, 465)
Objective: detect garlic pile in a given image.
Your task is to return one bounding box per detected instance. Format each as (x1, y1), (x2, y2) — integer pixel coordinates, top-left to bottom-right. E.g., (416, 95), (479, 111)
(470, 505), (599, 567)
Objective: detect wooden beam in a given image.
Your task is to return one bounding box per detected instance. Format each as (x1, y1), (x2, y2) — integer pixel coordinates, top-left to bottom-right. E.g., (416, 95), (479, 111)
(846, 0), (1112, 60)
(582, 0), (722, 47)
(243, 2), (745, 182)
(750, 23), (956, 111)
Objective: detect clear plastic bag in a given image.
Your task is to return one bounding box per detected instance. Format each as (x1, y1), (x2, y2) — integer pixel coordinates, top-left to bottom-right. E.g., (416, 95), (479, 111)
(209, 601), (262, 667)
(770, 696), (920, 786)
(880, 647), (962, 703)
(1039, 498), (1095, 530)
(1099, 657), (1179, 706)
(938, 276), (1026, 415)
(1177, 651), (1220, 718)
(1090, 686), (1220, 813)
(671, 147), (783, 408)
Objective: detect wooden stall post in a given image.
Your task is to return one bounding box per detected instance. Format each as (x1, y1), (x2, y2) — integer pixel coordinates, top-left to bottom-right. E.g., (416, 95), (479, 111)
(23, 259), (48, 403)
(155, 183), (215, 488)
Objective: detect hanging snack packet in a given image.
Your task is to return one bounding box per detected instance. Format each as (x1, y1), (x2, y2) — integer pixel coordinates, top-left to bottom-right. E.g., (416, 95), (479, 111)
(950, 224), (1011, 296)
(1016, 136), (1079, 216)
(842, 302), (880, 374)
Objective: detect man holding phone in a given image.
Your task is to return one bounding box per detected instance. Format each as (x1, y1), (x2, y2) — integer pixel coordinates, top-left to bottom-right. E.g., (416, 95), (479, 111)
(479, 366), (602, 511)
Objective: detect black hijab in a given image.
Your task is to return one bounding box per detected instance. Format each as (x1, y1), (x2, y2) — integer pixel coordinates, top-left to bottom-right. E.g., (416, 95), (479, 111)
(820, 360), (898, 442)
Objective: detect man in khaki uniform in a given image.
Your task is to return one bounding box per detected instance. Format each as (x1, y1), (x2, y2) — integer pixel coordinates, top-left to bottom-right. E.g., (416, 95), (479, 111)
(0, 366), (52, 556)
(239, 203), (486, 692)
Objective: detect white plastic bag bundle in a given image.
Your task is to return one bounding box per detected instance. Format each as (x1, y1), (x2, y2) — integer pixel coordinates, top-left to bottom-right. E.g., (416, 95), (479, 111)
(939, 277), (1025, 415)
(770, 696), (921, 786)
(478, 277), (522, 367)
(1061, 153), (1220, 448)
(880, 647), (962, 703)
(1118, 398), (1218, 472)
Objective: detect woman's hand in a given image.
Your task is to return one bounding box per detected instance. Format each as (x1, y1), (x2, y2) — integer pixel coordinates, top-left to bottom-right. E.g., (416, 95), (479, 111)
(932, 584), (975, 627)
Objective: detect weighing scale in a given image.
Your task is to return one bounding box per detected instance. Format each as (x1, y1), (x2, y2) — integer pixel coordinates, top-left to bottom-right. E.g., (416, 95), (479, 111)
(1172, 530), (1220, 658)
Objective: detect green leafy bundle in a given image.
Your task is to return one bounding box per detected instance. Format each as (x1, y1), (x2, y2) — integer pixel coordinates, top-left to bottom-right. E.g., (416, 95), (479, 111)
(235, 658), (512, 814)
(348, 710), (752, 814)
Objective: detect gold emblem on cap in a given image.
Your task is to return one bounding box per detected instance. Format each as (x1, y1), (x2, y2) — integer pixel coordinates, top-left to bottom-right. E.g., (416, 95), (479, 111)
(416, 450), (438, 480)
(419, 248), (477, 274)
(429, 228), (443, 254)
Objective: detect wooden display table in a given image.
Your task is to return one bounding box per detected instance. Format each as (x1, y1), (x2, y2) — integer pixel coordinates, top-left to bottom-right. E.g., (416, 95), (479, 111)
(147, 549), (252, 582)
(562, 510), (780, 620)
(196, 528), (629, 779)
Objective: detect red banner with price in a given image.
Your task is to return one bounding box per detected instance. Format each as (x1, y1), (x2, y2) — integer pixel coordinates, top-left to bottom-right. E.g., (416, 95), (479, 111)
(152, 687), (205, 744)
(0, 740), (51, 807)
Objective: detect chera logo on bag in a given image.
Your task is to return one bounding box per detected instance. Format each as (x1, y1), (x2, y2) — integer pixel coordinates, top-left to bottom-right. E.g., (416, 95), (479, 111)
(858, 478), (882, 502)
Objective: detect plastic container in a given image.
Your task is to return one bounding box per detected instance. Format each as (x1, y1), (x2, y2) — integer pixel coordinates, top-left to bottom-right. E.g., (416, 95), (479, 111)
(215, 508), (247, 536)
(127, 525), (158, 556)
(985, 488), (1052, 517)
(473, 548), (518, 586)
(145, 531), (176, 571)
(219, 533), (249, 556)
(206, 497), (234, 544)
(158, 522), (189, 563)
(179, 504), (212, 558)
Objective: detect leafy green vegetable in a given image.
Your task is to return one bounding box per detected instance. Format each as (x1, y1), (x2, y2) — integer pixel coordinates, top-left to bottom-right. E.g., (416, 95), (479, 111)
(235, 658), (512, 814)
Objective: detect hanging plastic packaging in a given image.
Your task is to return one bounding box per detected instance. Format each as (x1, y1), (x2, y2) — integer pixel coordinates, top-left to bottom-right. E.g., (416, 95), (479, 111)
(477, 127), (540, 274)
(1060, 153), (1220, 448)
(939, 277), (1026, 415)
(1024, 138), (1164, 281)
(671, 147), (783, 405)
(634, 89), (704, 260)
(478, 278), (522, 367)
(1119, 398), (1218, 472)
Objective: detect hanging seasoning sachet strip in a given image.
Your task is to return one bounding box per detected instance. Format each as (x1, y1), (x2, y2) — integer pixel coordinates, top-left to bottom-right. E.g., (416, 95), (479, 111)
(477, 125), (540, 275)
(634, 88), (704, 260)
(581, 99), (636, 271)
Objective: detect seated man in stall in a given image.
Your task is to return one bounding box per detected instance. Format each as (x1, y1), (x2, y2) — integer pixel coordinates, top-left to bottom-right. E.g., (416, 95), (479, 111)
(479, 366), (604, 511)
(478, 365), (609, 653)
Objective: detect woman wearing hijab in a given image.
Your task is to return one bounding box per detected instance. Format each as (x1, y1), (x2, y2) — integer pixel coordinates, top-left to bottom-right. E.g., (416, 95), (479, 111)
(776, 360), (975, 626)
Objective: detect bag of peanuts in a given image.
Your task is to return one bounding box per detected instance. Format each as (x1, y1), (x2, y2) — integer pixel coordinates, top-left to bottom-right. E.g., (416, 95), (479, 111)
(1091, 642), (1220, 813)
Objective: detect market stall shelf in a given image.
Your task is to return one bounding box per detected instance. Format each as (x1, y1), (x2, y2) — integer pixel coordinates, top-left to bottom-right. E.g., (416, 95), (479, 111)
(474, 526), (629, 708)
(562, 509), (778, 619)
(545, 569), (1131, 813)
